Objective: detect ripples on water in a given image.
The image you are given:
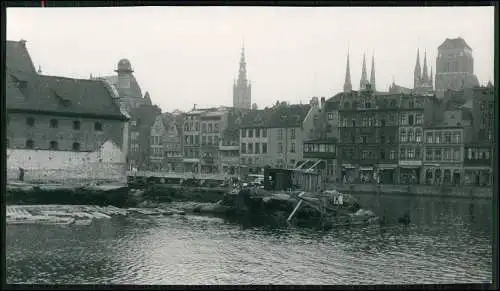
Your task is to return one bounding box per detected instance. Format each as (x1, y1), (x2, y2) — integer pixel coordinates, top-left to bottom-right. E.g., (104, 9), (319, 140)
(6, 195), (492, 285)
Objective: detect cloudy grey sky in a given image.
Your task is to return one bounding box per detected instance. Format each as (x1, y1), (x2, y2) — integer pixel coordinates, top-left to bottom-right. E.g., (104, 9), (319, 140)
(7, 6), (494, 112)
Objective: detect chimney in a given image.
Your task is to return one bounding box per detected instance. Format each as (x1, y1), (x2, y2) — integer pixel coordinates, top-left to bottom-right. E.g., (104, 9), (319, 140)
(320, 97), (326, 108)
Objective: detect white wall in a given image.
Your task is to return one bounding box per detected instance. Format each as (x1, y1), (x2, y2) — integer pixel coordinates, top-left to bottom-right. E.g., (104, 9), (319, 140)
(7, 140), (127, 184)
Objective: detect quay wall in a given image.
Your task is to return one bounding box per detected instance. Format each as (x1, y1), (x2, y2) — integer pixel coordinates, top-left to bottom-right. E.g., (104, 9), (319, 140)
(327, 183), (493, 199)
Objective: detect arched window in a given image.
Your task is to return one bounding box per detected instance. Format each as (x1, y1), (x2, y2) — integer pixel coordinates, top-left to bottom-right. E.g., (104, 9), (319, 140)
(49, 141), (58, 150)
(72, 142), (81, 151)
(94, 122), (103, 131)
(25, 139), (34, 149)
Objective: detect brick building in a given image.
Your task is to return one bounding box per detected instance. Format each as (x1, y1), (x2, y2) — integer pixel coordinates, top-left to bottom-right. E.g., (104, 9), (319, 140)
(6, 40), (129, 182)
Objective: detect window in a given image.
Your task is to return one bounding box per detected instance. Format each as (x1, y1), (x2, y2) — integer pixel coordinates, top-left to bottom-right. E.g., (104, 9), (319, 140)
(380, 119), (386, 127)
(400, 129), (406, 142)
(255, 142), (260, 154)
(443, 149), (450, 160)
(241, 143), (246, 154)
(208, 136), (213, 145)
(409, 100), (414, 109)
(50, 119), (58, 128)
(214, 136), (219, 145)
(408, 129), (415, 142)
(362, 136), (367, 144)
(248, 143), (253, 154)
(485, 149), (490, 160)
(278, 142), (283, 153)
(94, 122), (103, 131)
(408, 115), (414, 126)
(202, 123), (207, 133)
(416, 130), (422, 143)
(444, 132), (452, 144)
(49, 141), (58, 150)
(277, 128), (283, 139)
(453, 132), (461, 144)
(71, 142), (81, 151)
(290, 129), (296, 139)
(390, 150), (396, 160)
(214, 123), (219, 133)
(248, 129), (253, 138)
(426, 149), (432, 160)
(26, 139), (34, 149)
(380, 150), (386, 160)
(351, 119), (356, 127)
(256, 129), (260, 138)
(291, 143), (296, 153)
(435, 149), (442, 160)
(416, 113), (423, 125)
(400, 148), (406, 159)
(73, 121), (81, 130)
(26, 117), (35, 127)
(208, 124), (213, 133)
(399, 114), (406, 125)
(362, 117), (368, 127)
(202, 136), (206, 145)
(241, 129), (246, 138)
(328, 113), (333, 120)
(262, 129), (267, 138)
(435, 133), (442, 144)
(415, 148), (421, 159)
(426, 132), (433, 143)
(365, 102), (371, 109)
(380, 135), (386, 144)
(408, 148), (415, 159)
(362, 151), (368, 159)
(262, 143), (268, 153)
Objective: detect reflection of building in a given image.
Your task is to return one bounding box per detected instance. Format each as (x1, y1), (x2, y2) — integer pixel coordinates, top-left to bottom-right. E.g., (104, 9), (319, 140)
(96, 59), (161, 170)
(434, 37), (479, 98)
(238, 101), (318, 173)
(233, 45), (252, 110)
(149, 112), (184, 171)
(422, 108), (472, 185)
(6, 40), (129, 182)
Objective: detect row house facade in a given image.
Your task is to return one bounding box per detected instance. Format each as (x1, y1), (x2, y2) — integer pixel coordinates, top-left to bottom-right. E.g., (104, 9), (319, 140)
(238, 101), (319, 174)
(422, 107), (472, 185)
(219, 109), (246, 176)
(149, 112), (183, 172)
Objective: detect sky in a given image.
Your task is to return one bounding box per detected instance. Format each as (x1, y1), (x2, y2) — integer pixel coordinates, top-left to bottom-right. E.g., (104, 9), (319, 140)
(7, 6), (495, 113)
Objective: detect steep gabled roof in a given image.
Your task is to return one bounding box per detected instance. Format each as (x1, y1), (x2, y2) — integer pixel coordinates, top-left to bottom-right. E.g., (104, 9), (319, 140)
(6, 40), (37, 74)
(438, 37), (472, 50)
(239, 104), (311, 129)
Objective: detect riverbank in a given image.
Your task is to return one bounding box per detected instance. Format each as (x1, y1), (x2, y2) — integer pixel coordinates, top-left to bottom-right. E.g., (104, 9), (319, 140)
(327, 183), (493, 199)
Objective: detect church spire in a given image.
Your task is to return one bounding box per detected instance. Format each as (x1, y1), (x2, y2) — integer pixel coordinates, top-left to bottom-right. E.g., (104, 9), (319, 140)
(414, 48), (422, 89)
(370, 54), (376, 91)
(343, 50), (352, 92)
(422, 49), (429, 84)
(237, 43), (247, 86)
(360, 53), (368, 90)
(430, 66), (434, 89)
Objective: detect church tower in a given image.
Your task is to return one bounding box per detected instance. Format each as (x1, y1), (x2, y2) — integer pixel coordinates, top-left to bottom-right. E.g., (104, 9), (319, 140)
(370, 54), (376, 91)
(343, 50), (352, 93)
(359, 53), (369, 90)
(414, 49), (422, 89)
(233, 44), (252, 109)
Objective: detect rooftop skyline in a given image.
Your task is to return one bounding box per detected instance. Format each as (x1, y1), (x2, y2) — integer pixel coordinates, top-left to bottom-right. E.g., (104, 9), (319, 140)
(7, 6), (494, 112)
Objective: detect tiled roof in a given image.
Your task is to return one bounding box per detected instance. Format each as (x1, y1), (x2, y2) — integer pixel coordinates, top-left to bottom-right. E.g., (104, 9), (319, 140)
(438, 37), (472, 50)
(7, 74), (127, 120)
(6, 40), (37, 74)
(239, 104), (311, 129)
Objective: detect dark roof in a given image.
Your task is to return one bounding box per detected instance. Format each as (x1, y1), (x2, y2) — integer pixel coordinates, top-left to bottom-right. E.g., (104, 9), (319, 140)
(239, 104), (311, 129)
(6, 40), (37, 74)
(7, 74), (127, 120)
(438, 37), (472, 50)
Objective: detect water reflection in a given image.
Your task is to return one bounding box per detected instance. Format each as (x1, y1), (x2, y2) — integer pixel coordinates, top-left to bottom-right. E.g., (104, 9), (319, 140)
(6, 193), (492, 285)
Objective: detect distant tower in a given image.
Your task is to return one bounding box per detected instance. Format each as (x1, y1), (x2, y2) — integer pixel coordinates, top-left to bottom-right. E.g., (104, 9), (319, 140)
(233, 44), (251, 109)
(422, 50), (429, 84)
(370, 54), (376, 91)
(430, 66), (434, 89)
(343, 50), (352, 93)
(359, 53), (369, 90)
(435, 37), (479, 98)
(414, 49), (422, 89)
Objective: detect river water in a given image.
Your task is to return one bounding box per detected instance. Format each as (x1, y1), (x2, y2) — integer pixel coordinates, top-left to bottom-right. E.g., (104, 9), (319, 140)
(6, 193), (493, 285)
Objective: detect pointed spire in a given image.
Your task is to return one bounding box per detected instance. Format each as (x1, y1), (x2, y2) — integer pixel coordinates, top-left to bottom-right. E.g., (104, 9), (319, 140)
(414, 48), (422, 89)
(422, 49), (429, 84)
(360, 53), (368, 90)
(370, 54), (376, 91)
(343, 50), (352, 92)
(237, 42), (247, 86)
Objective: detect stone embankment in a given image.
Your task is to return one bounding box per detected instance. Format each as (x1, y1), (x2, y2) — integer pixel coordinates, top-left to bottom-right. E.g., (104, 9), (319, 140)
(328, 183), (493, 199)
